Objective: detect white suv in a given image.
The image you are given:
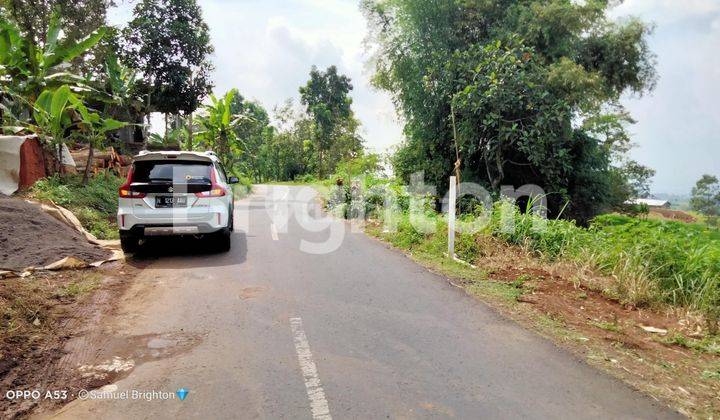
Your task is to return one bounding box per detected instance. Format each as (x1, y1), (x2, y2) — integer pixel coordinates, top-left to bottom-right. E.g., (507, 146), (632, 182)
(117, 151), (238, 253)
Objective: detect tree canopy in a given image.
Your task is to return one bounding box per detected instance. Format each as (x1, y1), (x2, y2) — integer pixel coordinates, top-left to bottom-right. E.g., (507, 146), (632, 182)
(300, 65), (362, 177)
(1, 0), (111, 45)
(122, 0), (214, 116)
(690, 175), (720, 217)
(364, 0), (657, 221)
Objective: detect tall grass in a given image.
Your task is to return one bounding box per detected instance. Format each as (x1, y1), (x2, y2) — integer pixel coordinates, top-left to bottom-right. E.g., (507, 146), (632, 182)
(355, 184), (720, 332)
(29, 173), (123, 240)
(487, 205), (720, 331)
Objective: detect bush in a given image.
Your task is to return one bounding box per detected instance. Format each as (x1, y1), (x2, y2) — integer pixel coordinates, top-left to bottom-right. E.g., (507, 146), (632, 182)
(492, 208), (720, 328)
(368, 186), (720, 330)
(29, 173), (123, 240)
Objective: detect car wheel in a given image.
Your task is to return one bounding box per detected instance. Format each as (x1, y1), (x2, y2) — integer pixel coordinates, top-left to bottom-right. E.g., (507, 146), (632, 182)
(120, 232), (140, 254)
(212, 228), (231, 253)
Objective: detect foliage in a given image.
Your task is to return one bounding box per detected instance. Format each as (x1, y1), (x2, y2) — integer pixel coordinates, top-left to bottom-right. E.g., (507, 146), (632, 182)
(122, 0), (214, 116)
(256, 100), (315, 182)
(332, 178), (720, 331)
(229, 93), (271, 180)
(0, 9), (106, 104)
(195, 89), (249, 170)
(334, 154), (382, 180)
(619, 160), (656, 199)
(29, 172), (123, 239)
(690, 174), (720, 217)
(2, 0), (111, 47)
(299, 65), (362, 177)
(363, 0), (657, 222)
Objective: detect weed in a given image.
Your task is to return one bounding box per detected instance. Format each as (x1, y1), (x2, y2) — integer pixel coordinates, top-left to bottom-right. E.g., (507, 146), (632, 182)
(590, 320), (623, 333)
(56, 274), (101, 298)
(702, 368), (720, 381)
(662, 333), (720, 354)
(29, 173), (123, 239)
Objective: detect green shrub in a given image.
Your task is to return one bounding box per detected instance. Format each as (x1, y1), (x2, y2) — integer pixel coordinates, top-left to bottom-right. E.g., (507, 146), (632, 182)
(30, 173), (122, 240)
(295, 173), (317, 183)
(325, 178), (720, 330)
(492, 209), (720, 328)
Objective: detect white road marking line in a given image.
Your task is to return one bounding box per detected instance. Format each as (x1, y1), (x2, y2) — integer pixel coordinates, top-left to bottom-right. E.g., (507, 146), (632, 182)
(289, 317), (332, 420)
(270, 222), (279, 241)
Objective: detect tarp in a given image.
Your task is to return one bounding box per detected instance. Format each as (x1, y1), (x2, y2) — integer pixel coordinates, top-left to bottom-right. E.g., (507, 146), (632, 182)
(0, 136), (25, 195)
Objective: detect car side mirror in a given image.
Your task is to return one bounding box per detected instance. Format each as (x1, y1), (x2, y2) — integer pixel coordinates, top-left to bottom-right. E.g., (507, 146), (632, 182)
(228, 176), (240, 184)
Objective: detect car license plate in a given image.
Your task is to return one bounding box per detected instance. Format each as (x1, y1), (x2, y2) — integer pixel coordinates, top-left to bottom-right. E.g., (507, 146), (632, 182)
(155, 196), (187, 208)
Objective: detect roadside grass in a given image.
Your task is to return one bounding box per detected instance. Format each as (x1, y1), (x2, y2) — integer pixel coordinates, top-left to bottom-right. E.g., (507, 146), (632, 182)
(28, 172), (123, 240)
(56, 274), (102, 298)
(660, 333), (720, 355)
(359, 190), (720, 333)
(589, 320), (624, 333)
(362, 208), (720, 417)
(0, 271), (103, 345)
(229, 174), (253, 198)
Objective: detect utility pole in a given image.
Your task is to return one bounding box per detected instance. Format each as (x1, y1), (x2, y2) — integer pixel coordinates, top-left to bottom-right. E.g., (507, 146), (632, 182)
(448, 176), (457, 259)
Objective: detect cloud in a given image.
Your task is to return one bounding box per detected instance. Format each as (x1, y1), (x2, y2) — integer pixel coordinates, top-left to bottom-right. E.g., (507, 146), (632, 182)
(109, 0), (402, 153)
(612, 0), (720, 194)
(612, 0), (720, 24)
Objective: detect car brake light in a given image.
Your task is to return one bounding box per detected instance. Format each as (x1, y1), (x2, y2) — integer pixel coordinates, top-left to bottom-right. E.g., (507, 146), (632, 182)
(118, 165), (147, 198)
(195, 169), (226, 198)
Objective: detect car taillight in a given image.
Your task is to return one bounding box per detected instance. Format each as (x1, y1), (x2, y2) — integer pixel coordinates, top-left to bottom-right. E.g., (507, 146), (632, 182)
(118, 165), (146, 198)
(195, 169), (226, 198)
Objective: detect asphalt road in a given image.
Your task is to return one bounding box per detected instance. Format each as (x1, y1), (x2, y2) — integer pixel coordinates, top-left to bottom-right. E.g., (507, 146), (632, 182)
(48, 185), (680, 419)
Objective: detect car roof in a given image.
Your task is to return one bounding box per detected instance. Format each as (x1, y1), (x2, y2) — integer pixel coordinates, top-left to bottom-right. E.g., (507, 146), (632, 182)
(133, 150), (221, 164)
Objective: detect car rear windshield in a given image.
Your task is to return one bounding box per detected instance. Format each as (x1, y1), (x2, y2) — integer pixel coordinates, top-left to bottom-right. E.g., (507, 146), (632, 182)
(133, 161), (212, 184)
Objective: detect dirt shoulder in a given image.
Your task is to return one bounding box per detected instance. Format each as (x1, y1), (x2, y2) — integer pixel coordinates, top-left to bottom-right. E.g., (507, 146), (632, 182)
(365, 222), (720, 419)
(0, 263), (139, 419)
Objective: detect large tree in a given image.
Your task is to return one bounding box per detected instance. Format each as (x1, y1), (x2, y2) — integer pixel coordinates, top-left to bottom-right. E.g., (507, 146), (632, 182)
(122, 0), (214, 128)
(690, 175), (720, 217)
(364, 0), (657, 221)
(1, 0), (111, 45)
(229, 93), (271, 181)
(299, 65), (362, 177)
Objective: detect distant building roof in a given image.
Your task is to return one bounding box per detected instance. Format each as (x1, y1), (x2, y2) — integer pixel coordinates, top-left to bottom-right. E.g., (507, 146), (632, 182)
(625, 198), (671, 207)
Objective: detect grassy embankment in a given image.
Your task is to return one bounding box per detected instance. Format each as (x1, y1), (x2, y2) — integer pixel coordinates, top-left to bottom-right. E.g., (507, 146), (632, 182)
(319, 175), (720, 415)
(324, 175), (720, 334)
(26, 172), (253, 240)
(28, 173), (123, 240)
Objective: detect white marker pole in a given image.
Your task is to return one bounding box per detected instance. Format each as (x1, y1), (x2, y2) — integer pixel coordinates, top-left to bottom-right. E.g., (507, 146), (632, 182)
(448, 176), (457, 259)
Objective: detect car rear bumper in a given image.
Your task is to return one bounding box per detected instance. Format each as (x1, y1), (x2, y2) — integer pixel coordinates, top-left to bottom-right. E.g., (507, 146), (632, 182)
(120, 223), (226, 237)
(118, 206), (230, 233)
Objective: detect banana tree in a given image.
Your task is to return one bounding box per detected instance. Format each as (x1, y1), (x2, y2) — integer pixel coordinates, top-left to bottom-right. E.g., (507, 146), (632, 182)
(196, 89), (248, 170)
(71, 98), (128, 183)
(0, 9), (106, 105)
(30, 85), (78, 172)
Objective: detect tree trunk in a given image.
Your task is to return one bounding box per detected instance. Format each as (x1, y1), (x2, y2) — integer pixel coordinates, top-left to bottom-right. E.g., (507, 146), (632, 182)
(164, 113), (169, 143)
(318, 149), (324, 179)
(83, 144), (95, 185)
(186, 112), (193, 151)
(56, 143), (63, 175)
(492, 145), (504, 191)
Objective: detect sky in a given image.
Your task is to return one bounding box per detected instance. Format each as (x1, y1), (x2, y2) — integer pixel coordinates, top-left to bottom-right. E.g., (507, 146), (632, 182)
(110, 0), (719, 195)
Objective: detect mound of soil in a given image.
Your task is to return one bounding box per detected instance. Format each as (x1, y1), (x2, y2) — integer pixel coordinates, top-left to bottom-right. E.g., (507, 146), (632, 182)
(651, 208), (697, 223)
(0, 195), (111, 271)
